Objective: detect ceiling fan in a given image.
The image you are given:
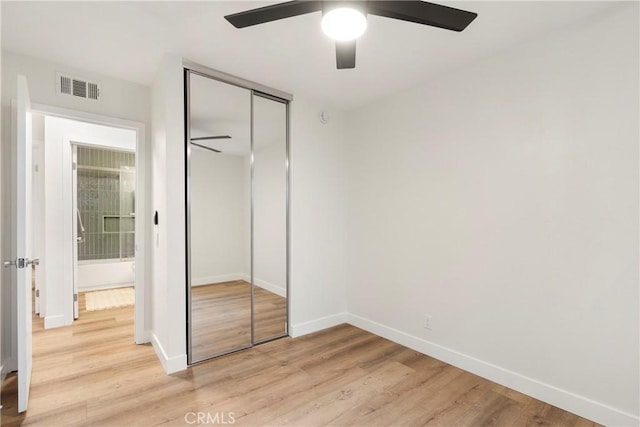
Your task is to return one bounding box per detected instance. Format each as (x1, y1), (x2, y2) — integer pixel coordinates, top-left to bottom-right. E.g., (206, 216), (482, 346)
(190, 135), (232, 153)
(225, 1), (478, 69)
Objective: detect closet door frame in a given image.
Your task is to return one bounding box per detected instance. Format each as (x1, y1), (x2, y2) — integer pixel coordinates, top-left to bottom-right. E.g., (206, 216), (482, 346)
(184, 66), (291, 365)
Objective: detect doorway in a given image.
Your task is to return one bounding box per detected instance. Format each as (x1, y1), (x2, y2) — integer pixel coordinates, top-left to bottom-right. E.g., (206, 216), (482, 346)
(30, 108), (146, 343)
(72, 144), (136, 318)
(2, 75), (147, 416)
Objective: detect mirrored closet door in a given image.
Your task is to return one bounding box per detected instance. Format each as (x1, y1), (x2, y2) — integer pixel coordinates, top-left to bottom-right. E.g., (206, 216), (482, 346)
(252, 94), (288, 343)
(186, 70), (289, 364)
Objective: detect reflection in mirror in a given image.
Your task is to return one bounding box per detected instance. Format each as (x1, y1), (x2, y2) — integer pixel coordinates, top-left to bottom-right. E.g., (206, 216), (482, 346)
(188, 73), (251, 362)
(253, 94), (288, 343)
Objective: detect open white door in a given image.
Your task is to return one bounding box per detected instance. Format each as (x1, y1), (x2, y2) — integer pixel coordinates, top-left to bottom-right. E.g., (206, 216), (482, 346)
(16, 74), (34, 413)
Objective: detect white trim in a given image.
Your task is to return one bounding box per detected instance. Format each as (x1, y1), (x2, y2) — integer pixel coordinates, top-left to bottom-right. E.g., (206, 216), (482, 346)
(290, 312), (348, 338)
(30, 102), (147, 345)
(252, 277), (286, 298)
(71, 143), (79, 319)
(43, 314), (66, 329)
(192, 273), (245, 287)
(78, 282), (133, 292)
(346, 313), (639, 427)
(31, 103), (144, 131)
(78, 258), (133, 265)
(151, 333), (187, 375)
(191, 274), (286, 298)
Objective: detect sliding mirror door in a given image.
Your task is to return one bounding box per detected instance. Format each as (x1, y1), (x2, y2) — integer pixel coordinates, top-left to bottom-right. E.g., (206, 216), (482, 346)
(187, 72), (252, 363)
(186, 69), (290, 363)
(252, 94), (288, 343)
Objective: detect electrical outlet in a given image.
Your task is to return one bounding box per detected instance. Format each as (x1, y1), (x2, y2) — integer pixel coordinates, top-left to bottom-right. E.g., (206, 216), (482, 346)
(424, 314), (432, 330)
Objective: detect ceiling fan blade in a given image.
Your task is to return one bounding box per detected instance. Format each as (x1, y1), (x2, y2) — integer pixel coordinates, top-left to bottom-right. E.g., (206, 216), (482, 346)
(367, 1), (477, 32)
(225, 0), (322, 28)
(191, 135), (231, 141)
(191, 142), (222, 153)
(336, 41), (356, 69)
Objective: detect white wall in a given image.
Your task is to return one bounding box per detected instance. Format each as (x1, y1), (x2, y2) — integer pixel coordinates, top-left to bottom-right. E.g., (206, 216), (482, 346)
(1, 51), (151, 368)
(289, 98), (349, 336)
(190, 149), (249, 285)
(345, 5), (639, 426)
(1, 51), (150, 124)
(150, 54), (187, 374)
(77, 261), (135, 291)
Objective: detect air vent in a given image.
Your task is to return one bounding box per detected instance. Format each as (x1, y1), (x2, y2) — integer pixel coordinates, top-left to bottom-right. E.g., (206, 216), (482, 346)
(56, 72), (101, 101)
(88, 82), (99, 100)
(60, 75), (71, 95)
(73, 79), (87, 98)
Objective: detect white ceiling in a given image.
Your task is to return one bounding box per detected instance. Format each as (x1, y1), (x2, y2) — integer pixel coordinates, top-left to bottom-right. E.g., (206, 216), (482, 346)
(1, 1), (621, 110)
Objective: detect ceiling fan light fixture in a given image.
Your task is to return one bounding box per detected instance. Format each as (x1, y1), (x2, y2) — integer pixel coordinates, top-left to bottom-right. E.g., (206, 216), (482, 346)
(321, 7), (367, 41)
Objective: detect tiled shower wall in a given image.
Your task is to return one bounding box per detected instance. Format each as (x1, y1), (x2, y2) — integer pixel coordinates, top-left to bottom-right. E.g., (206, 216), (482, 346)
(77, 146), (135, 261)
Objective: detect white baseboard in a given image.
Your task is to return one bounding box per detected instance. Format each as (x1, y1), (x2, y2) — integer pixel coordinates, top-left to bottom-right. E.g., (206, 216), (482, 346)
(253, 277), (286, 298)
(192, 273), (244, 287)
(151, 333), (187, 375)
(192, 274), (286, 298)
(346, 313), (639, 427)
(290, 312), (348, 338)
(44, 314), (67, 329)
(78, 282), (133, 292)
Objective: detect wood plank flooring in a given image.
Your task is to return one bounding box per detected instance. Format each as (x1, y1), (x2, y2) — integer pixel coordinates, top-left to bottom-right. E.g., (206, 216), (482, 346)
(1, 297), (599, 426)
(190, 281), (287, 361)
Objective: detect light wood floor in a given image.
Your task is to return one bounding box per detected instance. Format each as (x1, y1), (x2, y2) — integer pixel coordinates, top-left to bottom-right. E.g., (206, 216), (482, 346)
(190, 281), (287, 361)
(1, 299), (598, 426)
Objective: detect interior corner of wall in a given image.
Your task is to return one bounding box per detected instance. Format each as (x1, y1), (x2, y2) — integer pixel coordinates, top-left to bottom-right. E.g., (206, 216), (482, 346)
(290, 312), (348, 338)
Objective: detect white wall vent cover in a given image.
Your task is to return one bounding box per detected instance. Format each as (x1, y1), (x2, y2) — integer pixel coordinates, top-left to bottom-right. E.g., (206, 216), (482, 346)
(56, 72), (101, 101)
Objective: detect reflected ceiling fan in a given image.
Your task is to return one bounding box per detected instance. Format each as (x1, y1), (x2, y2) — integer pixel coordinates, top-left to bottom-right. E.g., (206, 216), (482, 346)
(190, 135), (232, 153)
(225, 1), (478, 69)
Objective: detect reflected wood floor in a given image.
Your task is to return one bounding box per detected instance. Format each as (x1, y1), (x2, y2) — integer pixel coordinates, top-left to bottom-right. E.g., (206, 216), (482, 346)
(190, 281), (287, 361)
(1, 299), (599, 426)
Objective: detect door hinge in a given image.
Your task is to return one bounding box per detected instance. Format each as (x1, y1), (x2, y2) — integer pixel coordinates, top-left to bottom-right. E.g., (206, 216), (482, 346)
(72, 162), (77, 170)
(74, 293), (78, 302)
